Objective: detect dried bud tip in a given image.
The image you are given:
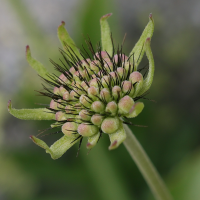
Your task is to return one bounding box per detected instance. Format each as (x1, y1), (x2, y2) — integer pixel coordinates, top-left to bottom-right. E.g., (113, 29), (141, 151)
(26, 45), (30, 52)
(149, 13), (153, 19)
(7, 100), (11, 111)
(108, 140), (118, 150)
(100, 13), (112, 20)
(61, 21), (65, 25)
(29, 135), (34, 140)
(146, 37), (151, 42)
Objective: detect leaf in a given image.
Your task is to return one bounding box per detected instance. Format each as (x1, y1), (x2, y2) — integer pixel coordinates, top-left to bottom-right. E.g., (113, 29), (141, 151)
(7, 100), (55, 120)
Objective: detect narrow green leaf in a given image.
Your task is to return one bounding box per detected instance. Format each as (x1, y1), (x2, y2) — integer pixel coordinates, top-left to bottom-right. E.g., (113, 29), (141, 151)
(100, 13), (113, 56)
(138, 38), (155, 96)
(26, 45), (50, 80)
(109, 121), (126, 150)
(57, 21), (82, 60)
(30, 134), (81, 159)
(129, 13), (154, 70)
(7, 100), (55, 120)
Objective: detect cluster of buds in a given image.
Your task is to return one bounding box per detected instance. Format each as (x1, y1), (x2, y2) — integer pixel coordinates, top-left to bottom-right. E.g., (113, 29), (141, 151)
(8, 13), (155, 159)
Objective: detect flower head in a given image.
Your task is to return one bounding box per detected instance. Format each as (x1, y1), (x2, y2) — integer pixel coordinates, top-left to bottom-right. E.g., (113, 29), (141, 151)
(8, 13), (154, 159)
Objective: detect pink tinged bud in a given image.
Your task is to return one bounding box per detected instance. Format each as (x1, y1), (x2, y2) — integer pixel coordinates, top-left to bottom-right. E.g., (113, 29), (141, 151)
(90, 60), (100, 73)
(118, 95), (134, 115)
(101, 117), (120, 134)
(62, 122), (78, 137)
(117, 67), (125, 78)
(129, 71), (144, 97)
(59, 86), (67, 95)
(59, 73), (70, 84)
(88, 86), (99, 101)
(69, 67), (76, 74)
(57, 99), (65, 109)
(80, 95), (91, 108)
(101, 75), (110, 88)
(65, 105), (75, 114)
(50, 99), (58, 110)
(91, 101), (105, 113)
(55, 111), (67, 121)
(122, 81), (135, 96)
(91, 114), (104, 126)
(80, 59), (91, 68)
(53, 87), (60, 95)
(108, 121), (126, 150)
(81, 81), (89, 91)
(100, 88), (112, 102)
(125, 102), (144, 118)
(87, 132), (100, 149)
(73, 71), (82, 82)
(79, 110), (91, 121)
(95, 51), (109, 60)
(113, 54), (128, 64)
(105, 101), (118, 115)
(125, 62), (134, 73)
(112, 86), (122, 100)
(63, 91), (70, 100)
(103, 57), (112, 63)
(70, 90), (79, 100)
(89, 78), (99, 88)
(104, 61), (113, 72)
(77, 123), (99, 137)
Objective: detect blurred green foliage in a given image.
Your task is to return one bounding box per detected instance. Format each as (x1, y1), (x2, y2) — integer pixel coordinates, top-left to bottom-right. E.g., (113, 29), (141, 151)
(1, 0), (200, 200)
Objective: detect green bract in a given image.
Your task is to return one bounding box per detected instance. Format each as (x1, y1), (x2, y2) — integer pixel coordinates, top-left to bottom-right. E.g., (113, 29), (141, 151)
(8, 13), (155, 159)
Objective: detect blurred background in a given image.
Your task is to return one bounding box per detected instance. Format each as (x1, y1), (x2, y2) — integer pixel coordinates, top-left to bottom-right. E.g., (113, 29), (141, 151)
(1, 0), (200, 199)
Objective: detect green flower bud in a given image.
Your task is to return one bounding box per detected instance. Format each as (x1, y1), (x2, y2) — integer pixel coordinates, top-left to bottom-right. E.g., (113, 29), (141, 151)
(62, 122), (78, 137)
(88, 86), (99, 100)
(112, 86), (122, 101)
(87, 132), (100, 149)
(55, 111), (67, 121)
(105, 101), (118, 115)
(118, 95), (134, 115)
(50, 99), (58, 110)
(125, 102), (144, 118)
(77, 123), (99, 137)
(122, 81), (135, 96)
(80, 95), (91, 108)
(91, 114), (104, 126)
(129, 71), (143, 97)
(101, 75), (110, 88)
(91, 101), (105, 113)
(79, 109), (91, 121)
(100, 88), (112, 102)
(101, 117), (120, 134)
(90, 60), (100, 73)
(53, 87), (60, 95)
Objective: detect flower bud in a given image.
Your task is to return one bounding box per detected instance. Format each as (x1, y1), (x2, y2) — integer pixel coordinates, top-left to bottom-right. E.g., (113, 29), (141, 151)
(79, 110), (91, 121)
(70, 90), (79, 100)
(69, 67), (76, 74)
(80, 59), (91, 68)
(105, 101), (118, 115)
(117, 67), (125, 78)
(59, 86), (67, 95)
(57, 99), (65, 109)
(63, 91), (70, 100)
(101, 117), (120, 134)
(55, 111), (67, 121)
(88, 86), (99, 100)
(62, 122), (78, 137)
(50, 99), (58, 110)
(81, 81), (89, 91)
(125, 102), (144, 118)
(118, 95), (134, 115)
(122, 81), (134, 96)
(113, 54), (128, 64)
(91, 114), (104, 126)
(104, 61), (113, 72)
(124, 61), (134, 72)
(53, 87), (60, 95)
(101, 75), (110, 88)
(59, 73), (71, 84)
(129, 71), (143, 97)
(95, 51), (109, 60)
(100, 88), (112, 102)
(89, 78), (99, 88)
(91, 101), (105, 113)
(80, 95), (91, 108)
(77, 123), (98, 137)
(90, 60), (100, 73)
(112, 86), (122, 101)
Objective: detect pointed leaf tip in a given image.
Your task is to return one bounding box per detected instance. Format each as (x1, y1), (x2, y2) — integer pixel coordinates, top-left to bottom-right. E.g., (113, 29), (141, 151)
(100, 13), (112, 20)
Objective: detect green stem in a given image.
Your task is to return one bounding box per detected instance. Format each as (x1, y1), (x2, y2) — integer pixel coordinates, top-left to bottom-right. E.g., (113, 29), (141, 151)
(123, 124), (173, 200)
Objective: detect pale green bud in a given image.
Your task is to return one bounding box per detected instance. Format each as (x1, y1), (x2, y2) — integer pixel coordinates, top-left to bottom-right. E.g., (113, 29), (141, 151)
(125, 102), (144, 118)
(79, 110), (91, 121)
(63, 91), (70, 100)
(91, 114), (104, 126)
(112, 86), (122, 101)
(62, 122), (78, 137)
(80, 95), (91, 108)
(118, 95), (134, 115)
(88, 86), (99, 101)
(105, 101), (118, 115)
(91, 101), (105, 113)
(101, 117), (120, 134)
(100, 88), (112, 102)
(77, 123), (99, 137)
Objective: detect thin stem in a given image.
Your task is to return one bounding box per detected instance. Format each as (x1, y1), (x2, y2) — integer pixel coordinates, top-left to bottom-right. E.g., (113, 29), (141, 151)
(123, 124), (173, 200)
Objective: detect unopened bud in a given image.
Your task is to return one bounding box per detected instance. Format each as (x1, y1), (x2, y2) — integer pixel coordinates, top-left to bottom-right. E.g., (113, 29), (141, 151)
(101, 117), (120, 134)
(80, 95), (91, 108)
(59, 86), (67, 95)
(112, 86), (122, 100)
(91, 114), (104, 126)
(81, 81), (89, 91)
(105, 101), (118, 115)
(57, 99), (65, 109)
(95, 51), (109, 60)
(62, 122), (78, 137)
(53, 87), (60, 95)
(117, 67), (125, 78)
(69, 67), (76, 74)
(87, 132), (100, 149)
(124, 61), (134, 72)
(59, 73), (71, 84)
(55, 111), (67, 121)
(70, 90), (79, 100)
(50, 99), (58, 110)
(101, 75), (110, 88)
(77, 123), (98, 137)
(90, 60), (100, 73)
(122, 81), (134, 96)
(88, 86), (99, 100)
(100, 88), (112, 102)
(113, 54), (128, 64)
(118, 95), (134, 115)
(79, 110), (91, 121)
(91, 101), (105, 113)
(63, 91), (70, 100)
(89, 78), (99, 88)
(104, 61), (113, 72)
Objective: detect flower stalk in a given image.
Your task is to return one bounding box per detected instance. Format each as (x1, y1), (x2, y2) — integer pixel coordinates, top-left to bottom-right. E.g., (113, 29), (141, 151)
(123, 124), (173, 200)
